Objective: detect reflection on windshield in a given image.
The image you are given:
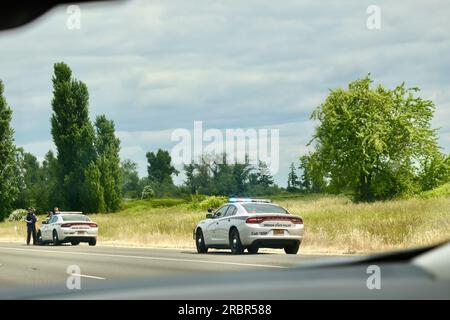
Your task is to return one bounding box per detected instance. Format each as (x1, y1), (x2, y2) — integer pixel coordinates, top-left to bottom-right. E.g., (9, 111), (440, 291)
(61, 215), (90, 222)
(242, 204), (288, 214)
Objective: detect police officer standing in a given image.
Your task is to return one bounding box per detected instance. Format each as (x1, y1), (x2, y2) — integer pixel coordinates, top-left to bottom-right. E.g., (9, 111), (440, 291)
(25, 208), (38, 245)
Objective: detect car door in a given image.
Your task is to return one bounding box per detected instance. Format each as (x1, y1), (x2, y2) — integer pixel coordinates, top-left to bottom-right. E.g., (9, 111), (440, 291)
(216, 205), (237, 245)
(42, 216), (55, 240)
(39, 220), (48, 240)
(49, 216), (59, 240)
(204, 205), (229, 245)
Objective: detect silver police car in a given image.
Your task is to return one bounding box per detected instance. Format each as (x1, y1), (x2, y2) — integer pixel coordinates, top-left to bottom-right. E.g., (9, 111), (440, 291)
(193, 198), (304, 254)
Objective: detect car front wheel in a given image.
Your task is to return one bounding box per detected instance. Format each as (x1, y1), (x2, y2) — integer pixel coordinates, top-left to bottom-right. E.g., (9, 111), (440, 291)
(230, 228), (244, 255)
(196, 229), (208, 253)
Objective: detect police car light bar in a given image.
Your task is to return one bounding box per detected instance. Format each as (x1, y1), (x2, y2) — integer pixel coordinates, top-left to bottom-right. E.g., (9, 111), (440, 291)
(228, 197), (272, 203)
(59, 211), (83, 214)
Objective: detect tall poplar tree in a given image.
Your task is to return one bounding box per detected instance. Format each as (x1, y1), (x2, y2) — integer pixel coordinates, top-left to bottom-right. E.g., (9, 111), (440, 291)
(0, 80), (18, 220)
(51, 62), (96, 210)
(94, 115), (122, 212)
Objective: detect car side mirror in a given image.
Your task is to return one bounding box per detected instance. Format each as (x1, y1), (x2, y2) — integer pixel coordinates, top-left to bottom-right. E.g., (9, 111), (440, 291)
(206, 213), (213, 219)
(41, 221), (47, 225)
(207, 207), (213, 213)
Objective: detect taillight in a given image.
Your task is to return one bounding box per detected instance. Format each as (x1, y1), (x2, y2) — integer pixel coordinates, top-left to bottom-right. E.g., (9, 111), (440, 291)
(246, 216), (303, 224)
(61, 223), (98, 228)
(246, 217), (263, 224)
(290, 217), (303, 224)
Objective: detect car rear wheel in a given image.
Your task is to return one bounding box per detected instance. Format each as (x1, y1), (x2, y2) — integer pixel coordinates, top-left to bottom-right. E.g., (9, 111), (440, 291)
(284, 242), (300, 254)
(196, 229), (208, 254)
(88, 238), (97, 246)
(230, 228), (244, 255)
(52, 230), (60, 246)
(71, 241), (80, 246)
(247, 245), (259, 254)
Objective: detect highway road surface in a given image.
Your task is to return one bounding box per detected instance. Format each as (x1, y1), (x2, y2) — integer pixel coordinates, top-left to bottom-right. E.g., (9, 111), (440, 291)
(2, 242), (448, 300)
(0, 242), (342, 289)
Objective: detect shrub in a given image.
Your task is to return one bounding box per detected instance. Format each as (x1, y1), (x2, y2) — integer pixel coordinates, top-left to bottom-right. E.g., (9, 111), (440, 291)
(421, 182), (450, 198)
(145, 198), (187, 208)
(8, 209), (27, 222)
(188, 195), (227, 211)
(141, 185), (155, 199)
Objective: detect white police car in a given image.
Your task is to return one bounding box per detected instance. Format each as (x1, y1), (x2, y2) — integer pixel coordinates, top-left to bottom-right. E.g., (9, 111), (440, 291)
(193, 198), (304, 254)
(37, 212), (98, 246)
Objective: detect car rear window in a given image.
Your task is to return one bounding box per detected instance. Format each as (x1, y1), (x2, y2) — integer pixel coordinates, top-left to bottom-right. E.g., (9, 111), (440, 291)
(241, 204), (288, 214)
(61, 215), (91, 222)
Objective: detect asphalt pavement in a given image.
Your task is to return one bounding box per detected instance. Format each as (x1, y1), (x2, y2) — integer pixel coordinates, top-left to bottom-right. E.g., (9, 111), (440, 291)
(0, 242), (342, 289)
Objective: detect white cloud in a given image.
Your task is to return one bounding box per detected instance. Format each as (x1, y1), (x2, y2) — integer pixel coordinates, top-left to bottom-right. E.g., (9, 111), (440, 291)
(1, 0), (449, 186)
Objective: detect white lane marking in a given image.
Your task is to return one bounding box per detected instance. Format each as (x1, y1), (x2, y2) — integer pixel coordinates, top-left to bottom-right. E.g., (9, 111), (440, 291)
(0, 246), (287, 269)
(71, 273), (105, 280)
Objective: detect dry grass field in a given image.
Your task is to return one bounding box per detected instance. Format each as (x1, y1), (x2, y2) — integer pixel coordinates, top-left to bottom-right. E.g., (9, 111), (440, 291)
(1, 195), (449, 254)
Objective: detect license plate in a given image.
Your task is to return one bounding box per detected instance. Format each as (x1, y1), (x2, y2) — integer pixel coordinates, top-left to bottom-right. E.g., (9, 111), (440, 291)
(273, 229), (284, 236)
(77, 231), (86, 235)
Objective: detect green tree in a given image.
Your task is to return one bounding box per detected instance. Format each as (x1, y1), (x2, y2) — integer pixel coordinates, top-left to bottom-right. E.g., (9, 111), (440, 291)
(306, 75), (446, 201)
(247, 161), (275, 195)
(183, 156), (214, 195)
(183, 154), (251, 196)
(232, 157), (252, 195)
(12, 148), (66, 212)
(94, 115), (122, 212)
(146, 149), (179, 185)
(0, 80), (18, 220)
(40, 151), (62, 210)
(183, 161), (197, 194)
(183, 153), (282, 197)
(121, 159), (140, 198)
(287, 162), (299, 191)
(83, 162), (105, 213)
(255, 161), (274, 187)
(51, 62), (96, 211)
(211, 154), (237, 195)
(419, 153), (450, 191)
(141, 185), (155, 200)
(13, 149), (39, 210)
(298, 154), (324, 193)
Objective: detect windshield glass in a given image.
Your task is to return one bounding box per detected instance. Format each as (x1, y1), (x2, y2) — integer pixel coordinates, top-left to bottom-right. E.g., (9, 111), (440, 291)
(242, 204), (288, 214)
(0, 0), (448, 302)
(61, 215), (90, 222)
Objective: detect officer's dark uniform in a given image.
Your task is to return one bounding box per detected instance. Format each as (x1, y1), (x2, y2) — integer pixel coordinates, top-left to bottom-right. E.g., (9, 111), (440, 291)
(26, 211), (37, 245)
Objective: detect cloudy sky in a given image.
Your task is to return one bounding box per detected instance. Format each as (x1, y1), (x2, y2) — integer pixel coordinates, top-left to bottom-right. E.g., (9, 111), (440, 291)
(1, 0), (449, 185)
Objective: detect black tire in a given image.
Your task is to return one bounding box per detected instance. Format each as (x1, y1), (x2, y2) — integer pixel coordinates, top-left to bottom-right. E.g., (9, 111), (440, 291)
(247, 245), (259, 254)
(229, 228), (244, 255)
(196, 229), (208, 254)
(71, 241), (80, 246)
(88, 238), (97, 246)
(52, 230), (61, 246)
(37, 231), (44, 246)
(284, 242), (300, 254)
